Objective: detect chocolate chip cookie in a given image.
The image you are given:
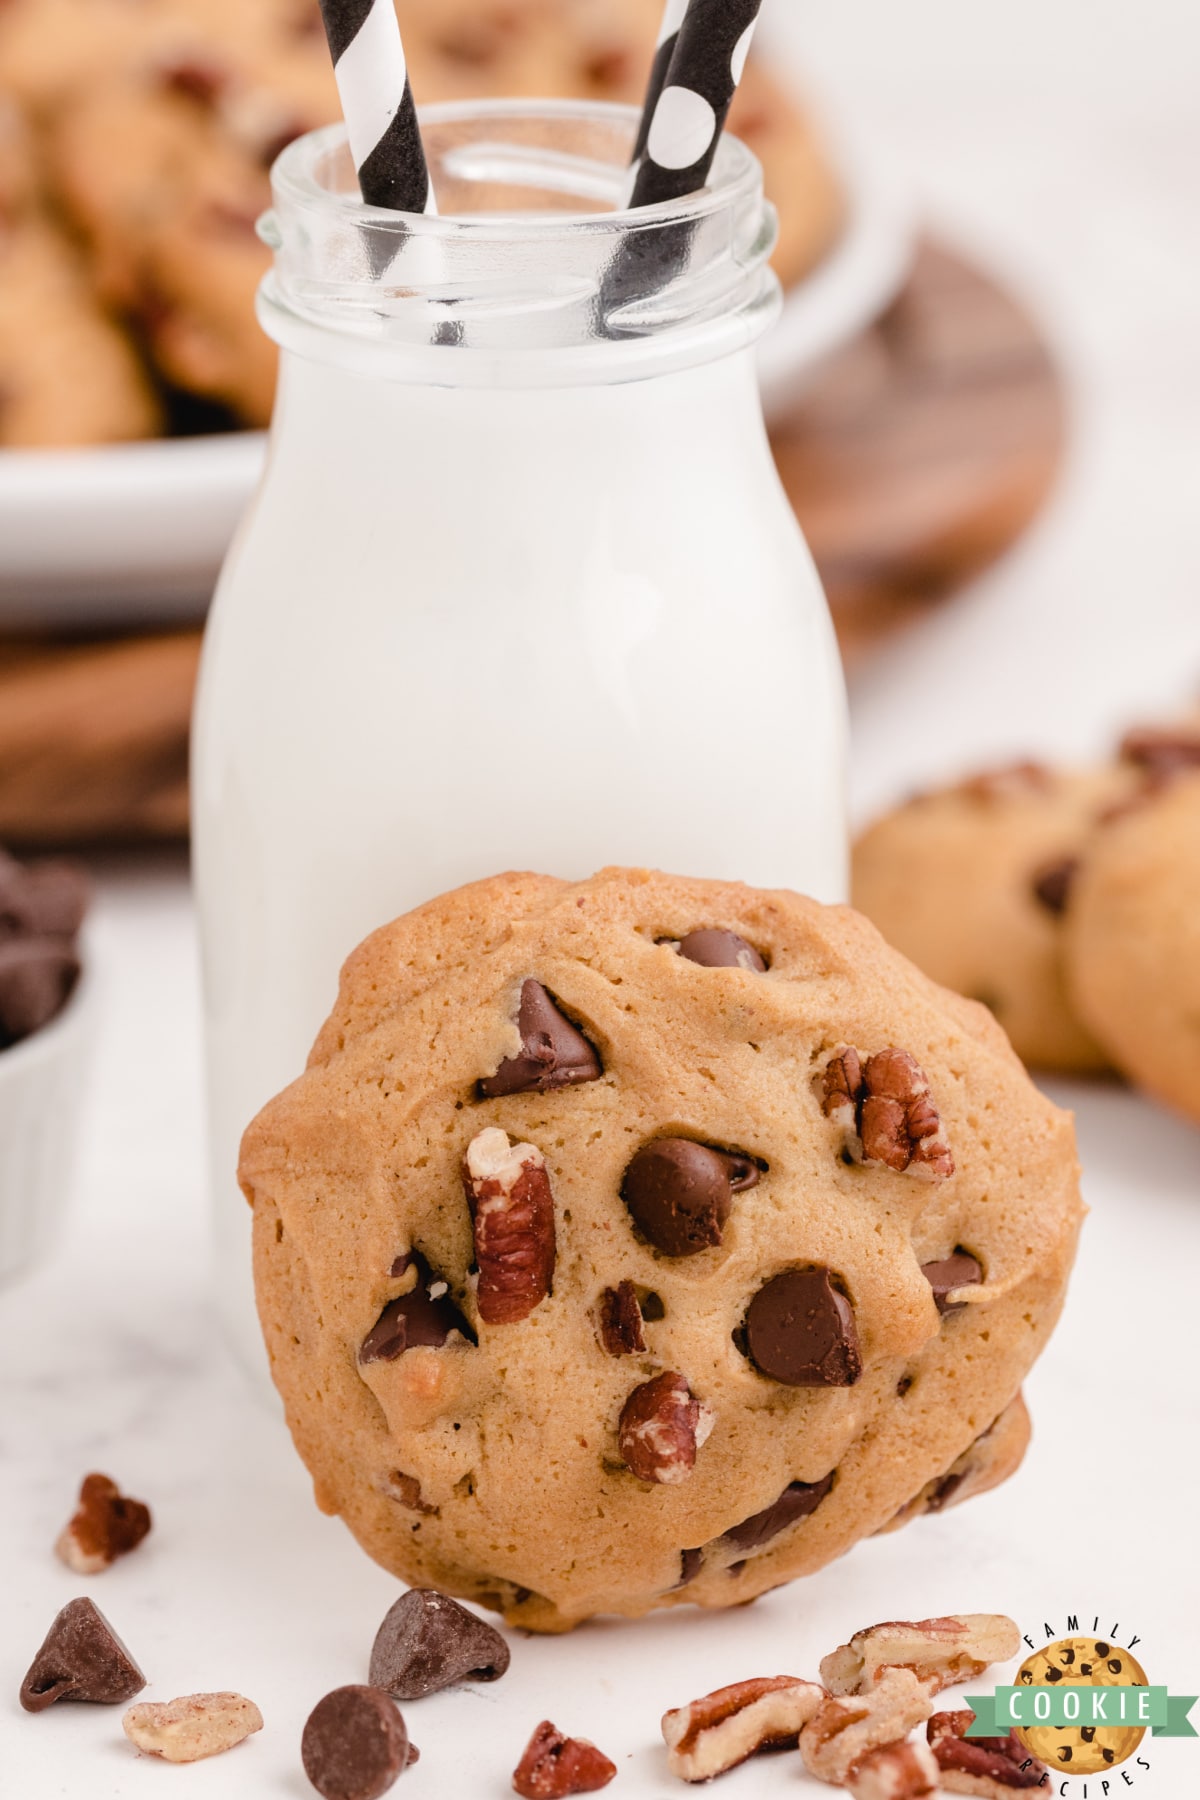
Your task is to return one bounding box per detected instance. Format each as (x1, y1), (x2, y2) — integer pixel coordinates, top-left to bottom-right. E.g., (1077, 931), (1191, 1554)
(852, 763), (1138, 1074)
(241, 868), (1083, 1632)
(1066, 771), (1200, 1124)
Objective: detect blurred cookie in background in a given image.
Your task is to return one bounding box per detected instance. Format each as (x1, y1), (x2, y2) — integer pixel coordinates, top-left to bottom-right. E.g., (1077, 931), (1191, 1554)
(0, 0), (843, 437)
(1067, 766), (1200, 1125)
(852, 761), (1133, 1075)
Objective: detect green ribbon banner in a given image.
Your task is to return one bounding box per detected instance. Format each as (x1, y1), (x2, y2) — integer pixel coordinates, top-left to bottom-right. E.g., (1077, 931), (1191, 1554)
(965, 1687), (1198, 1737)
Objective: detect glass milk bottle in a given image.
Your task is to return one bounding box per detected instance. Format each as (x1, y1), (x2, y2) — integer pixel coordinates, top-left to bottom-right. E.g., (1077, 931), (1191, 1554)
(192, 100), (848, 1372)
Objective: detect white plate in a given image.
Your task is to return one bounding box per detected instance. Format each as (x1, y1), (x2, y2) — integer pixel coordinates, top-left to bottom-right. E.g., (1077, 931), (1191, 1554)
(0, 129), (911, 630)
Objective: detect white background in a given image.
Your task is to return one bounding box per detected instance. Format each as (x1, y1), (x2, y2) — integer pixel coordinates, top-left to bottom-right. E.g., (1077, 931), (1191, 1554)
(3, 3), (1200, 1795)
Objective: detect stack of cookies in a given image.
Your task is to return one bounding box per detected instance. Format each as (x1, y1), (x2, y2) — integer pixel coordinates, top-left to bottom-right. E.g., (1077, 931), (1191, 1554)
(0, 0), (844, 446)
(853, 714), (1200, 1123)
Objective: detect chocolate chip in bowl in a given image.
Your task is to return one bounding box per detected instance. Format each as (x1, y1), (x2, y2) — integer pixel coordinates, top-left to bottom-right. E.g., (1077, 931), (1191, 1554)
(0, 843), (95, 1283)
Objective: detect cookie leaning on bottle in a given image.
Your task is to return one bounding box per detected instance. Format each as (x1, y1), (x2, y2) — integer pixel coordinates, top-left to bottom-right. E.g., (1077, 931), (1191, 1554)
(240, 867), (1083, 1632)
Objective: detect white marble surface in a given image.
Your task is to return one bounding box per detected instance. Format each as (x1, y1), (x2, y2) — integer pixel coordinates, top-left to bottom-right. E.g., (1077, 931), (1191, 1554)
(5, 5), (1200, 1794)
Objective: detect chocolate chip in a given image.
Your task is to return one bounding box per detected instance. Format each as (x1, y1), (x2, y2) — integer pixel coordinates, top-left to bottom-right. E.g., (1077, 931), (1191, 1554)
(597, 1280), (646, 1356)
(0, 937), (79, 1044)
(0, 857), (89, 940)
(301, 1687), (413, 1800)
(1044, 1667), (1063, 1683)
(360, 1255), (475, 1363)
(920, 1251), (983, 1315)
(678, 1548), (703, 1586)
(1095, 1643), (1110, 1657)
(621, 1138), (759, 1257)
(722, 1472), (835, 1553)
(369, 1589), (510, 1701)
(668, 929), (767, 972)
(742, 1268), (861, 1387)
(478, 981), (601, 1097)
(1080, 1664), (1093, 1676)
(1119, 725), (1200, 776)
(1081, 1727), (1096, 1743)
(1031, 855), (1079, 915)
(924, 1471), (965, 1512)
(19, 1597), (146, 1711)
(1107, 1658), (1123, 1674)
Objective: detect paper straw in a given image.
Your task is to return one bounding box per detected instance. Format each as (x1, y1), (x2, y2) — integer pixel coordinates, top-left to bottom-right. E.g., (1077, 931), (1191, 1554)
(317, 0), (435, 214)
(630, 0), (693, 167)
(628, 0), (764, 212)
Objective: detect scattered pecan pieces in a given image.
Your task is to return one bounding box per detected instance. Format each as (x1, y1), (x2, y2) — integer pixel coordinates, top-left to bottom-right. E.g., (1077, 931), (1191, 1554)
(819, 1048), (954, 1180)
(122, 1692), (263, 1763)
(848, 1737), (941, 1798)
(929, 1709), (1049, 1793)
(821, 1615), (1020, 1699)
(597, 1280), (646, 1356)
(618, 1372), (713, 1484)
(513, 1720), (616, 1797)
(800, 1669), (933, 1786)
(661, 1676), (826, 1782)
(464, 1128), (556, 1324)
(55, 1473), (152, 1574)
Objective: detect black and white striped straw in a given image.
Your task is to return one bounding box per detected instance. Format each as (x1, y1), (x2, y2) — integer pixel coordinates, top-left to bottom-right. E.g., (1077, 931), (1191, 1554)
(316, 0), (435, 214)
(628, 0), (764, 212)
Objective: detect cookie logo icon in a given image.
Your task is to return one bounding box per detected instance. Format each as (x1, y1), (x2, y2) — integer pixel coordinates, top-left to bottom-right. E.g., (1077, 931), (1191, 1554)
(1013, 1637), (1149, 1774)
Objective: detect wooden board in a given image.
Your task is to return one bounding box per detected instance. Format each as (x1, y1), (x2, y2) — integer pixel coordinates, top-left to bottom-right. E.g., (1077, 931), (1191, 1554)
(0, 239), (1065, 848)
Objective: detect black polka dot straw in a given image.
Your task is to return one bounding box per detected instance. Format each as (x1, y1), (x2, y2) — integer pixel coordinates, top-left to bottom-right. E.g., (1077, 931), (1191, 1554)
(629, 0), (765, 212)
(630, 0), (693, 168)
(317, 0), (434, 213)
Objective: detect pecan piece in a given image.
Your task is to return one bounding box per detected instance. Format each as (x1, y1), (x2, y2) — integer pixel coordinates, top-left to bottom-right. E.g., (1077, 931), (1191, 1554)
(122, 1692), (263, 1762)
(821, 1615), (1020, 1699)
(618, 1372), (713, 1484)
(801, 1669), (933, 1786)
(929, 1710), (1049, 1792)
(55, 1473), (151, 1574)
(848, 1738), (941, 1798)
(464, 1128), (555, 1324)
(662, 1676), (826, 1782)
(597, 1280), (646, 1355)
(513, 1720), (616, 1797)
(819, 1048), (953, 1180)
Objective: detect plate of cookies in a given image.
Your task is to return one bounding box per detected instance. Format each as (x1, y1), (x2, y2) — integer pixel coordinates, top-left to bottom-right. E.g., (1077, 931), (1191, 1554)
(0, 0), (910, 627)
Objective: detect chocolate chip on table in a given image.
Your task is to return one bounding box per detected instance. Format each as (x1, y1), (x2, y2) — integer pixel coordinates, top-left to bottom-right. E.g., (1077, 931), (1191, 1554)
(478, 980), (601, 1097)
(743, 1268), (862, 1387)
(723, 1472), (836, 1553)
(0, 854), (89, 940)
(1031, 855), (1080, 915)
(0, 937), (79, 1044)
(621, 1138), (759, 1257)
(920, 1251), (984, 1316)
(512, 1720), (617, 1798)
(369, 1589), (510, 1701)
(597, 1280), (646, 1356)
(301, 1687), (415, 1800)
(360, 1254), (475, 1363)
(20, 1597), (146, 1711)
(665, 928), (768, 972)
(55, 1472), (152, 1573)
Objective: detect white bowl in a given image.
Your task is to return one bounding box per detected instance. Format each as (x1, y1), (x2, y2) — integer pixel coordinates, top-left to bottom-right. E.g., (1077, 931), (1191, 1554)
(0, 957), (97, 1286)
(0, 120), (911, 632)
